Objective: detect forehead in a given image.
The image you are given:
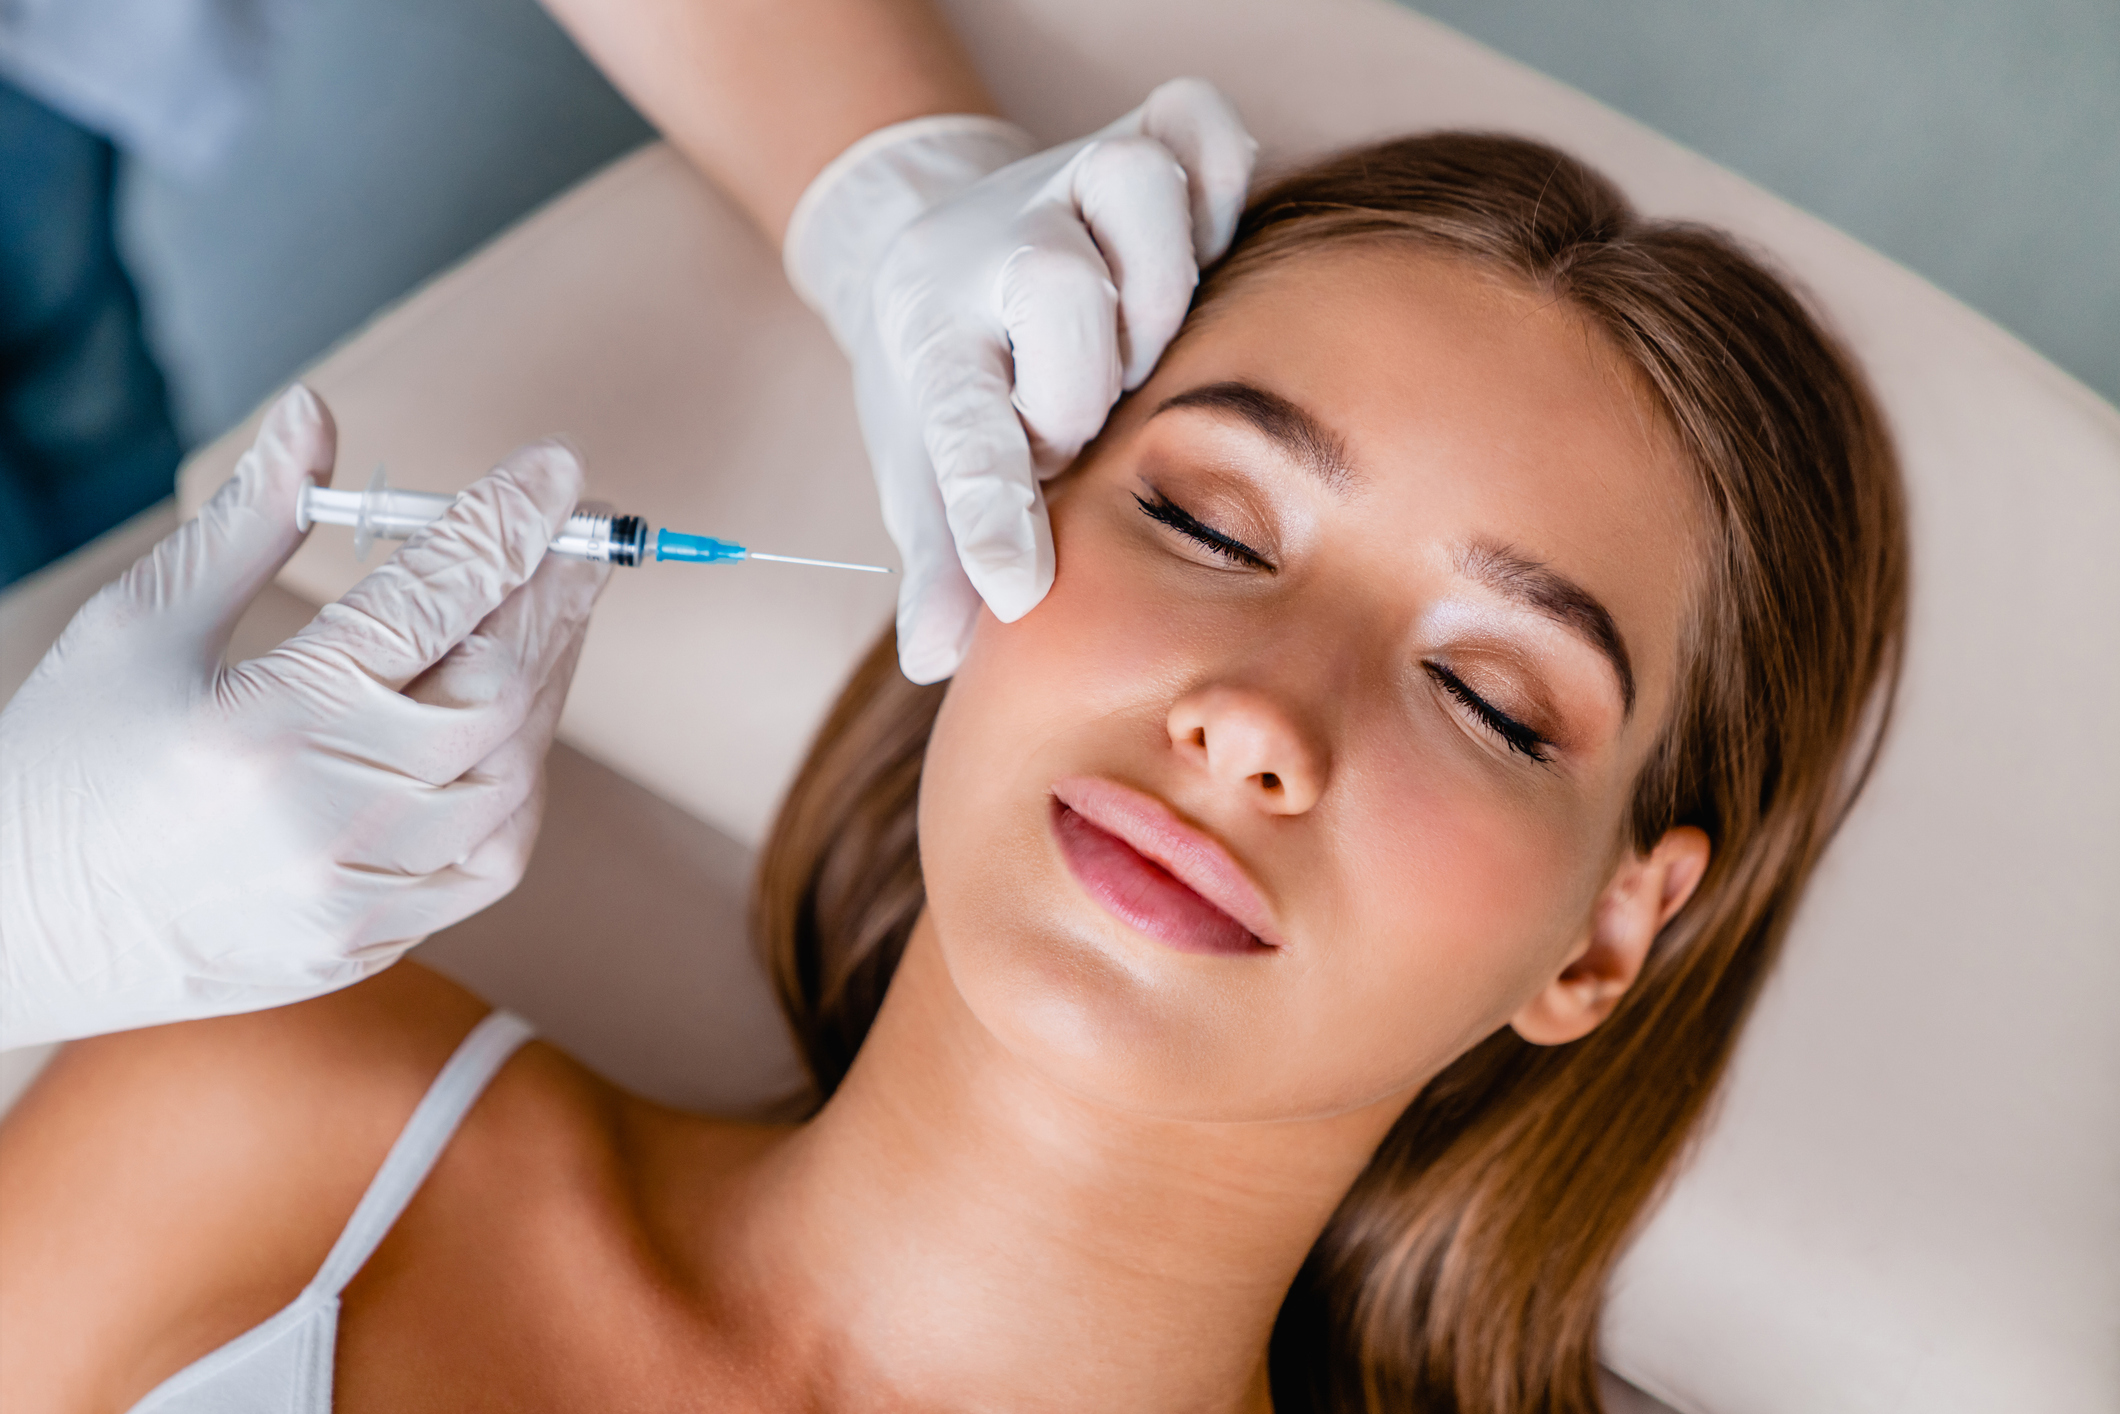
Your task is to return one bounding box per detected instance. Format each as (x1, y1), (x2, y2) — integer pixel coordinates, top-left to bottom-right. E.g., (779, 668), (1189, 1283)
(1161, 243), (1701, 701)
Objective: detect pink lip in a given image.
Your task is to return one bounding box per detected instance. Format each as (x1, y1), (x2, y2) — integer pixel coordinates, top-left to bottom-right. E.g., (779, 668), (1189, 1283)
(1049, 777), (1282, 956)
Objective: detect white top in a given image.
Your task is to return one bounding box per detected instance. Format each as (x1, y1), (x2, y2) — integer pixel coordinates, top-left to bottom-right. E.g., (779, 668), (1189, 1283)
(124, 1010), (535, 1413)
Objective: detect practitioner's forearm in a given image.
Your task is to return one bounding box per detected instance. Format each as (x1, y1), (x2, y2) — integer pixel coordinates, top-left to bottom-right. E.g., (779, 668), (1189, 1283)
(539, 0), (997, 241)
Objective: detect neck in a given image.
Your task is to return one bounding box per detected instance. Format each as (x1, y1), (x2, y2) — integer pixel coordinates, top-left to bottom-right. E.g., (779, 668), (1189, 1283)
(704, 916), (1406, 1413)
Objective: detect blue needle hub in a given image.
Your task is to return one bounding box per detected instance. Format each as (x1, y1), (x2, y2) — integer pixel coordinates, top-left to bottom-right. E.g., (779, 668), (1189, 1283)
(654, 529), (748, 563)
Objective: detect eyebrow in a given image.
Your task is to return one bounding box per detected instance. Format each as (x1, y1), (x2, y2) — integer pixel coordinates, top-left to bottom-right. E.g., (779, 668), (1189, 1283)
(1153, 381), (1355, 491)
(1457, 541), (1636, 716)
(1150, 382), (1634, 716)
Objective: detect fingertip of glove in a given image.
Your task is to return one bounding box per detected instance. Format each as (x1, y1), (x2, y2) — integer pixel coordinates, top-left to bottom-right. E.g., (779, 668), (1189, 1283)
(963, 551), (1054, 624)
(270, 381), (328, 431)
(254, 383), (336, 479)
(978, 582), (1043, 625)
(284, 382), (329, 440)
(894, 632), (959, 686)
(895, 567), (984, 683)
(1148, 76), (1246, 131)
(510, 437), (585, 481)
(219, 386), (335, 537)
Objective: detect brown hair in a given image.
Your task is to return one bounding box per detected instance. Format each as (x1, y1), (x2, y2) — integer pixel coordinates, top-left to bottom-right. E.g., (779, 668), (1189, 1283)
(756, 133), (1908, 1412)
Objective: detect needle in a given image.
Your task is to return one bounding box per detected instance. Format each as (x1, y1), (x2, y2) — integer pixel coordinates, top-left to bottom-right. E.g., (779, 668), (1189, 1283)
(744, 551), (894, 574)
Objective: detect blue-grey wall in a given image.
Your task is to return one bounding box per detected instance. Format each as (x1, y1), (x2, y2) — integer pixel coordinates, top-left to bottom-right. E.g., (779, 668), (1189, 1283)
(1405, 0), (2119, 406)
(121, 0), (2118, 447)
(118, 0), (652, 444)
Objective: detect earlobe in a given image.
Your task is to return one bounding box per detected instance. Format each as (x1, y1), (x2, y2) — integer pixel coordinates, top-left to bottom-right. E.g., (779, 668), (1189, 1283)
(1509, 826), (1710, 1046)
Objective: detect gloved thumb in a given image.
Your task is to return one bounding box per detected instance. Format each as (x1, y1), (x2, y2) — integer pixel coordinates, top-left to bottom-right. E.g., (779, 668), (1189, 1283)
(106, 384), (335, 665)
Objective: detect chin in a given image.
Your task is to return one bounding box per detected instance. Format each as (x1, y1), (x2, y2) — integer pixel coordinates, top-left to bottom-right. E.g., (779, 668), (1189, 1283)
(927, 896), (1393, 1125)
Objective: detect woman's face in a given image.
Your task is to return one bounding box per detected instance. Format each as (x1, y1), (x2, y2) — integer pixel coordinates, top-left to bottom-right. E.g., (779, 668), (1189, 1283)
(919, 244), (1704, 1123)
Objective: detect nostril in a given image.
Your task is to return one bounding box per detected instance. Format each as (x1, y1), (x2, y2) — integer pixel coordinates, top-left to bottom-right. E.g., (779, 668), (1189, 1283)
(1258, 772), (1282, 792)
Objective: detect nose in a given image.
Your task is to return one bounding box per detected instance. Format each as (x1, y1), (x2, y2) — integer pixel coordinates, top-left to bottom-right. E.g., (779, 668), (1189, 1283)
(1166, 684), (1328, 816)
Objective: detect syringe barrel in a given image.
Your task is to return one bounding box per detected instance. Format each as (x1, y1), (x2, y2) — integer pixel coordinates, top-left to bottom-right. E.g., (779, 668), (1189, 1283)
(551, 512), (647, 566)
(296, 482), (454, 535)
(294, 478), (646, 565)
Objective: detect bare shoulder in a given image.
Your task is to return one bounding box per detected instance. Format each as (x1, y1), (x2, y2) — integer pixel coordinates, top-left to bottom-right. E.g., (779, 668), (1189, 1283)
(0, 962), (490, 1412)
(331, 1028), (791, 1409)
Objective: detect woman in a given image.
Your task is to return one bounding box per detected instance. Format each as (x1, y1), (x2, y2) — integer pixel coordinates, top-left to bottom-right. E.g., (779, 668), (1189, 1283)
(0, 133), (1905, 1413)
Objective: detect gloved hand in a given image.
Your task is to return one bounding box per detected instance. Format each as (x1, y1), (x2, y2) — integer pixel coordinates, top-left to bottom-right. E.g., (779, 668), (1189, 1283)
(784, 77), (1256, 683)
(0, 385), (609, 1046)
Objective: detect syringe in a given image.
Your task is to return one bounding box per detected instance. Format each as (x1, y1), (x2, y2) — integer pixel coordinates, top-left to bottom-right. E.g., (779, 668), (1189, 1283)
(294, 467), (892, 574)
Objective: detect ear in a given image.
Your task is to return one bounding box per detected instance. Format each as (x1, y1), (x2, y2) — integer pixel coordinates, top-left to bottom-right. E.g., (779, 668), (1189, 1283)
(1510, 826), (1710, 1047)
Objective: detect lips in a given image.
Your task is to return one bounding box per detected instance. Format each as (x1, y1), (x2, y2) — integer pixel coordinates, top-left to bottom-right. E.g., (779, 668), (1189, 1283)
(1049, 777), (1281, 956)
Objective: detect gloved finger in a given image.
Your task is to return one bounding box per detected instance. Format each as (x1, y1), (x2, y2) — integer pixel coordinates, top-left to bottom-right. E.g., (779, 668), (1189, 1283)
(1067, 134), (1199, 390)
(295, 438), (582, 691)
(228, 543), (600, 784)
(394, 550), (609, 783)
(1133, 78), (1258, 266)
(348, 620), (581, 877)
(899, 336), (1054, 624)
(997, 219), (1124, 465)
(335, 781), (544, 967)
(445, 773), (547, 905)
(854, 365), (984, 681)
(87, 384), (334, 666)
(896, 554), (985, 685)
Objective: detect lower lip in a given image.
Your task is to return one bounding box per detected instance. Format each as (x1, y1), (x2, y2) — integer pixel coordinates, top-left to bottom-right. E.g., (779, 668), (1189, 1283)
(1050, 800), (1269, 956)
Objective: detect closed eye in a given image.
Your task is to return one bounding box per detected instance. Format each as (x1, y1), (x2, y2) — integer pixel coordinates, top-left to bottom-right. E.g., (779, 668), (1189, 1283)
(1424, 661), (1551, 763)
(1134, 491), (1275, 572)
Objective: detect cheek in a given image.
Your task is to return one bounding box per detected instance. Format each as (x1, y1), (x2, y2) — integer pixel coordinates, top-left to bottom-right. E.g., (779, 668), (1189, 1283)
(926, 509), (1215, 796)
(981, 524), (1198, 701)
(915, 543), (1175, 1019)
(1301, 735), (1614, 1083)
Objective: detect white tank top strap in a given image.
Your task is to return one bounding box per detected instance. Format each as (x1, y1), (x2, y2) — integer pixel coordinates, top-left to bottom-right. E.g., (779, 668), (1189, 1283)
(303, 1009), (536, 1299)
(124, 1009), (537, 1414)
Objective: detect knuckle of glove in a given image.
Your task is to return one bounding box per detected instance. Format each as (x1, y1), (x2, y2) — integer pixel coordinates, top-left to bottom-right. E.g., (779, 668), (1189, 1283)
(303, 591), (446, 684)
(1080, 131), (1188, 192)
(1001, 235), (1120, 317)
(1143, 77), (1254, 166)
(412, 630), (530, 717)
(357, 554), (507, 662)
(940, 473), (1041, 569)
(431, 469), (558, 583)
(921, 393), (1030, 499)
(999, 243), (1122, 459)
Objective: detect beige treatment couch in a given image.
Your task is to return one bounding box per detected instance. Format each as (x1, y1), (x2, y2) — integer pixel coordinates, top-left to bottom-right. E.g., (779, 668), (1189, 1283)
(3, 1), (2115, 1409)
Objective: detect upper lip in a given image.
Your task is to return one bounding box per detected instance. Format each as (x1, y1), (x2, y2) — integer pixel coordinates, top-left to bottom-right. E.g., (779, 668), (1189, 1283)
(1049, 776), (1286, 948)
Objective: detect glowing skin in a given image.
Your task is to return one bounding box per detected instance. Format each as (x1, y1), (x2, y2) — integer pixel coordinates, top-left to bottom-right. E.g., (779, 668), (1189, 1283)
(918, 244), (1708, 1124)
(4, 244), (1713, 1414)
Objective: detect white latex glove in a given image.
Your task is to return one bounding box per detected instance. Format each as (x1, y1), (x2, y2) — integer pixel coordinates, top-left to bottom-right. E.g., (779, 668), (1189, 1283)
(0, 386), (610, 1046)
(783, 77), (1257, 682)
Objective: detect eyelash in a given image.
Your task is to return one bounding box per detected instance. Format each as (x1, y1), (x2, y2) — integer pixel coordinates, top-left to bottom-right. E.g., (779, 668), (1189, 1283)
(1135, 492), (1549, 764)
(1134, 491), (1275, 572)
(1424, 662), (1551, 763)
